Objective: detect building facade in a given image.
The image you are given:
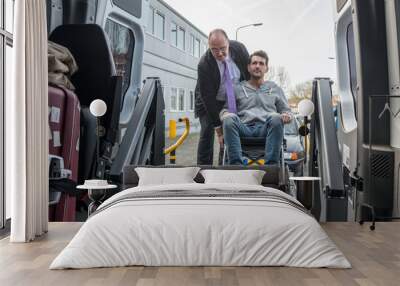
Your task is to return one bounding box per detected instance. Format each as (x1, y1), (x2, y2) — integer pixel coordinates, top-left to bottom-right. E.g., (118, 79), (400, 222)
(142, 0), (207, 134)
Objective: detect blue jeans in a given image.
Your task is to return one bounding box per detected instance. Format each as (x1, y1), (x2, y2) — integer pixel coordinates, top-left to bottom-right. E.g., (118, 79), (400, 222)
(222, 114), (284, 165)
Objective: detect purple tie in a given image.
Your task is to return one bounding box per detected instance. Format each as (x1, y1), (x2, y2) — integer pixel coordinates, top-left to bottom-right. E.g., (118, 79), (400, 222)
(223, 60), (237, 113)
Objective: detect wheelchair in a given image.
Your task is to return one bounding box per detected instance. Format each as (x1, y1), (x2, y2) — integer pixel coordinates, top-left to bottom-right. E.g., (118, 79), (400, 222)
(218, 137), (286, 164)
(218, 136), (290, 193)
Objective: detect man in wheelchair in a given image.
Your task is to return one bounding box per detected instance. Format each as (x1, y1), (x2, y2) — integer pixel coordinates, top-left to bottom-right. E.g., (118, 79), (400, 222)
(220, 50), (292, 165)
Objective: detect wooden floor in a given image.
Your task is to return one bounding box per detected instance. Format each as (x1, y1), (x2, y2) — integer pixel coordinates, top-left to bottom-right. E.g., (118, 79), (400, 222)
(0, 222), (399, 286)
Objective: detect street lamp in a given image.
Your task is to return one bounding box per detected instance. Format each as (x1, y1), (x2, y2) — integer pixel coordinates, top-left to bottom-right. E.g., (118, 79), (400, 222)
(235, 23), (263, 40)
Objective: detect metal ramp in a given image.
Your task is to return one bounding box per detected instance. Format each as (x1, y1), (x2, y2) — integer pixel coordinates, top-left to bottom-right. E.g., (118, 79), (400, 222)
(109, 77), (165, 178)
(309, 78), (347, 222)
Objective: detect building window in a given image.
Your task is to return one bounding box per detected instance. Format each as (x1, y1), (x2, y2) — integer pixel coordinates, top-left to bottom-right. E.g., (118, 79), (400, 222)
(171, 22), (177, 46)
(105, 19), (135, 99)
(170, 87), (178, 111)
(171, 88), (185, 111)
(1, 0), (15, 229)
(171, 23), (185, 51)
(147, 6), (165, 40)
(177, 27), (185, 50)
(201, 42), (207, 55)
(189, 34), (195, 55)
(194, 38), (200, 58)
(154, 11), (165, 40)
(189, 90), (195, 111)
(190, 35), (201, 57)
(178, 88), (185, 111)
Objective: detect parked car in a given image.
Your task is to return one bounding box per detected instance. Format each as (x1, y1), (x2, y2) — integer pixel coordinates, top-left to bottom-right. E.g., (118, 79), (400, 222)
(284, 118), (305, 176)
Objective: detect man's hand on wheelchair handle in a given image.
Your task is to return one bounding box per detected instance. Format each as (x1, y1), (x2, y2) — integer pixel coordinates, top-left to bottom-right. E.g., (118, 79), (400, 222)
(281, 113), (292, 124)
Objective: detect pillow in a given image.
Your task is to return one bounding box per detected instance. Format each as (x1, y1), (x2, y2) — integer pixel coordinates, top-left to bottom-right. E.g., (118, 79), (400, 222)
(135, 167), (200, 186)
(200, 169), (265, 185)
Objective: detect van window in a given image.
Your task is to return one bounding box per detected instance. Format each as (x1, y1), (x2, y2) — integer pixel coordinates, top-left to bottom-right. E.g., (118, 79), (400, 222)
(105, 19), (135, 98)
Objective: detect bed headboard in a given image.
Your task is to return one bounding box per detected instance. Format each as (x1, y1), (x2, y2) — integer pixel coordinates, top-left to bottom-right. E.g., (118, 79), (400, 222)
(122, 165), (283, 190)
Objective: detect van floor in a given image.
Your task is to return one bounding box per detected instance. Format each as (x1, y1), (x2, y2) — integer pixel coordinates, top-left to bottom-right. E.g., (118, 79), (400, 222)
(0, 222), (399, 286)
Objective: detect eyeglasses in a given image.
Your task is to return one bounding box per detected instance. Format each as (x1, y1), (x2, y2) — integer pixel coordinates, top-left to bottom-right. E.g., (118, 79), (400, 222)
(210, 46), (228, 54)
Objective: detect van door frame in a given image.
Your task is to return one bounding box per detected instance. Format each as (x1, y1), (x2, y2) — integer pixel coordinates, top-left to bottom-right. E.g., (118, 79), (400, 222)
(97, 0), (146, 126)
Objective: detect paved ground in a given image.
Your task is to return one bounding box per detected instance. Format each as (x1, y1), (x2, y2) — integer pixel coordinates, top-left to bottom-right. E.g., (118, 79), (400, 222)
(165, 132), (220, 166)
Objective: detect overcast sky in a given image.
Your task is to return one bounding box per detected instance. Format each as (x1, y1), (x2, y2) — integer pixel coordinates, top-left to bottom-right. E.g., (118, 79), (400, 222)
(163, 0), (337, 89)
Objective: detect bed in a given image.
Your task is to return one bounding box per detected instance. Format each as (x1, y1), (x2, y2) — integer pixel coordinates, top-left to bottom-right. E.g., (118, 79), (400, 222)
(50, 165), (351, 269)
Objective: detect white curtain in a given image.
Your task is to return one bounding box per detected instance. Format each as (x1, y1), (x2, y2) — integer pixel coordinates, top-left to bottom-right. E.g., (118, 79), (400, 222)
(7, 0), (48, 242)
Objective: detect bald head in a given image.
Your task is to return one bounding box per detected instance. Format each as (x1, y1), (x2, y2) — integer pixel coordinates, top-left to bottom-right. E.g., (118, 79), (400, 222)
(208, 29), (229, 41)
(208, 29), (229, 61)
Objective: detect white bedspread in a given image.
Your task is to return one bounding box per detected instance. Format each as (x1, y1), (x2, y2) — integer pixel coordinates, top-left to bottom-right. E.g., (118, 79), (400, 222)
(50, 183), (351, 269)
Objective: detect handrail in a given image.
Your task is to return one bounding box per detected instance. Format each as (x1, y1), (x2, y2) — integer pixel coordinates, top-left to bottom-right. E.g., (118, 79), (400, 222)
(164, 117), (190, 154)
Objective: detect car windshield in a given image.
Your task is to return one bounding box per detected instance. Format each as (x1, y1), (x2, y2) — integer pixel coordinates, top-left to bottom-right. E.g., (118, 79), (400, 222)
(284, 119), (299, 135)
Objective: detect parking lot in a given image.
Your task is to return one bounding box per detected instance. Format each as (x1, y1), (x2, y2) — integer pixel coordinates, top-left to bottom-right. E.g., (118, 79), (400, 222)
(165, 132), (220, 166)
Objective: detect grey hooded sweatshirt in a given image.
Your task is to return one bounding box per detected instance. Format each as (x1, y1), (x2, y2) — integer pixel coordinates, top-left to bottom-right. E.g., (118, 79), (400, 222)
(220, 80), (292, 124)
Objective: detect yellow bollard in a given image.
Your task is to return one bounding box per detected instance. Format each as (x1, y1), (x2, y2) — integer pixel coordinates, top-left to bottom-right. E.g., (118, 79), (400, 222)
(169, 120), (176, 139)
(165, 118), (190, 164)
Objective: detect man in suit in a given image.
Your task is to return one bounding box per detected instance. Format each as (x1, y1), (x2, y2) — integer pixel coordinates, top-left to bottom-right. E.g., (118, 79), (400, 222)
(195, 29), (250, 165)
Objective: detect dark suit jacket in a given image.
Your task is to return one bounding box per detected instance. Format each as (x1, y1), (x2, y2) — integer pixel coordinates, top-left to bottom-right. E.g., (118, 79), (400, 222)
(195, 40), (250, 127)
